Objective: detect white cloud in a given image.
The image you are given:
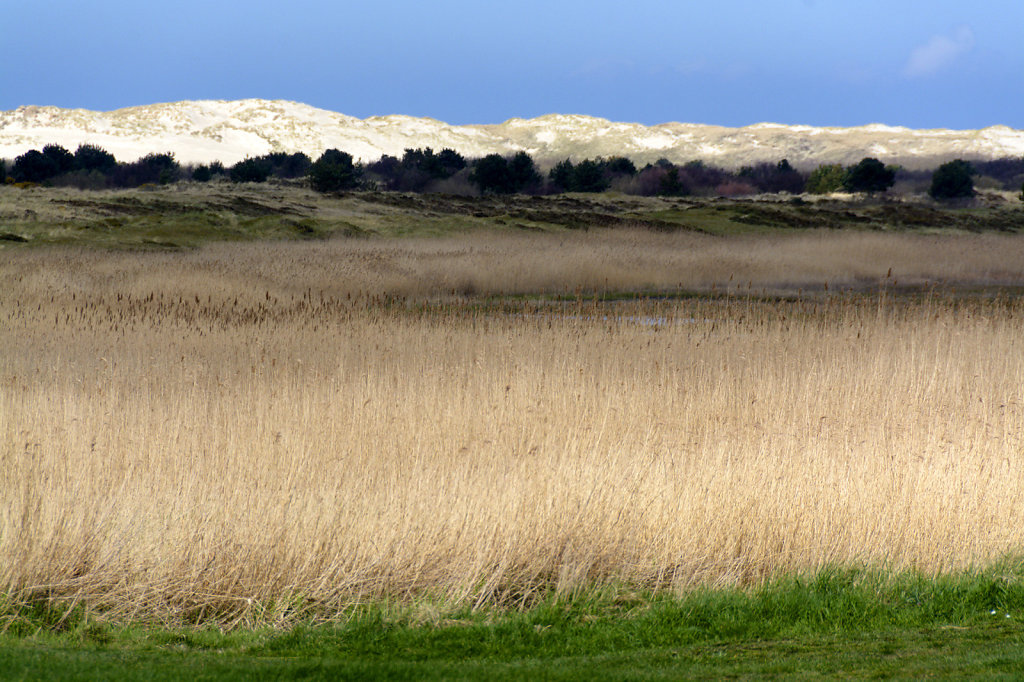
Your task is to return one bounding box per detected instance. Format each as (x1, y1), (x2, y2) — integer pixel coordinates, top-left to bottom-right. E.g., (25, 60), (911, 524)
(903, 26), (975, 78)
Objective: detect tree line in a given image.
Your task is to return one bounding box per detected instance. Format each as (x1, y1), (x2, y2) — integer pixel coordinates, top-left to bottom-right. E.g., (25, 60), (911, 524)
(4, 142), (1022, 201)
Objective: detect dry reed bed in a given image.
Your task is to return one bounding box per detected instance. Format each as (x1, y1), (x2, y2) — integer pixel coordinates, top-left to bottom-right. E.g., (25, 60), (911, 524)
(5, 228), (1024, 302)
(3, 231), (1024, 623)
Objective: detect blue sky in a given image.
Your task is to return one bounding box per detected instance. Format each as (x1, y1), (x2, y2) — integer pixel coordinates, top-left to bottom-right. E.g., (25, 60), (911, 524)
(3, 0), (1021, 128)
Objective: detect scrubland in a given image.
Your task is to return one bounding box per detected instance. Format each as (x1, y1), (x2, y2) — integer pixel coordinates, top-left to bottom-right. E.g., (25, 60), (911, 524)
(3, 228), (1024, 626)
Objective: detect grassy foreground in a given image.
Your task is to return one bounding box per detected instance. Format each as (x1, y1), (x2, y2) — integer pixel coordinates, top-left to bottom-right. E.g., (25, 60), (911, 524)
(3, 564), (1024, 679)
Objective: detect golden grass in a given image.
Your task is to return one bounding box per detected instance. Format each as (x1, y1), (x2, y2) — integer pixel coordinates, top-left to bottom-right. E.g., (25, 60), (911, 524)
(3, 229), (1024, 624)
(7, 227), (1024, 301)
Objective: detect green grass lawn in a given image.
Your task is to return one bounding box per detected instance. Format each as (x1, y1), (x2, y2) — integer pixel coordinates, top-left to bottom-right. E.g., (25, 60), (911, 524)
(3, 564), (1023, 680)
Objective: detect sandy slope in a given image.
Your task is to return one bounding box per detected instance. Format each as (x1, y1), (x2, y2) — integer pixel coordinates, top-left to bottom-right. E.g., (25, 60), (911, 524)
(2, 99), (1023, 168)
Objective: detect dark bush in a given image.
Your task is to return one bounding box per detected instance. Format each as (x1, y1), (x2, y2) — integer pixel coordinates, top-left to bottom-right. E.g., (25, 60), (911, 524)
(658, 166), (687, 196)
(973, 157), (1024, 190)
(632, 163), (690, 197)
(843, 158), (895, 193)
(929, 159), (975, 200)
(677, 160), (729, 195)
(12, 149), (59, 183)
(547, 156), (635, 194)
(230, 157), (272, 183)
(73, 144), (117, 173)
(365, 154), (402, 190)
(772, 159), (806, 193)
(549, 159), (576, 192)
(9, 142), (117, 189)
(191, 164), (213, 182)
(469, 152), (541, 194)
(364, 148), (467, 192)
(393, 149), (432, 191)
(437, 148), (467, 176)
(395, 147), (467, 183)
(148, 153), (180, 185)
(109, 152), (180, 187)
(470, 154), (514, 194)
(43, 144), (75, 176)
(403, 148), (440, 180)
(265, 152), (312, 179)
(604, 156), (637, 177)
(308, 149), (361, 192)
(508, 151), (542, 193)
(738, 159), (805, 194)
(572, 159), (609, 193)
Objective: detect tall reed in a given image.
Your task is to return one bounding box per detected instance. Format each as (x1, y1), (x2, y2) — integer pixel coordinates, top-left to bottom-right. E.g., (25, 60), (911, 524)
(3, 233), (1024, 624)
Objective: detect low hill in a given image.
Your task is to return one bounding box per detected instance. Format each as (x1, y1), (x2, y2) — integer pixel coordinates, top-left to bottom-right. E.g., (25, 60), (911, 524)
(2, 99), (1023, 169)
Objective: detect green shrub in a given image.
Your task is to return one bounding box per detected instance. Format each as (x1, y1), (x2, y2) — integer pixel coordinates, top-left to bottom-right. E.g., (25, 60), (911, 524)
(109, 153), (180, 187)
(843, 158), (895, 193)
(469, 154), (513, 194)
(806, 164), (846, 194)
(42, 144), (75, 175)
(604, 156), (637, 177)
(508, 151), (541, 192)
(549, 159), (575, 192)
(308, 149), (361, 192)
(549, 157), (635, 194)
(191, 165), (213, 182)
(12, 149), (59, 183)
(470, 152), (540, 194)
(73, 144), (117, 173)
(269, 152), (313, 179)
(572, 159), (609, 193)
(229, 157), (272, 183)
(658, 167), (686, 196)
(929, 159), (975, 200)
